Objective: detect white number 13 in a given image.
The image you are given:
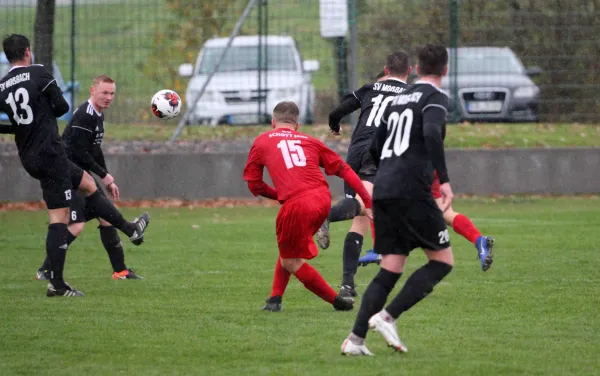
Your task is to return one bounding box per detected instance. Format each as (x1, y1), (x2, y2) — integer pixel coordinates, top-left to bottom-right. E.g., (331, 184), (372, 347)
(277, 140), (306, 169)
(5, 88), (33, 125)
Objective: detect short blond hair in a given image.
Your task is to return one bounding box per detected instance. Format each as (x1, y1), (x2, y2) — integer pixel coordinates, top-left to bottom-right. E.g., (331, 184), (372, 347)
(92, 74), (115, 86)
(272, 101), (299, 125)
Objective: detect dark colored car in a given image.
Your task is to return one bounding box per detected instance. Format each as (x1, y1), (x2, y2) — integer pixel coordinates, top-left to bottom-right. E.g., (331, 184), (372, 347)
(441, 47), (542, 123)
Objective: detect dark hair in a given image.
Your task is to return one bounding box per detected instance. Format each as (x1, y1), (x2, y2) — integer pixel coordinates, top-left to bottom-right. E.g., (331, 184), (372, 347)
(386, 51), (411, 76)
(417, 44), (448, 76)
(272, 101), (300, 124)
(2, 34), (30, 63)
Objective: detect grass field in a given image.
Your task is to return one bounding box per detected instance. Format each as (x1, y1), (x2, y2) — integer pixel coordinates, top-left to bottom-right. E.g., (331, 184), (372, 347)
(1, 122), (595, 149)
(1, 197), (599, 375)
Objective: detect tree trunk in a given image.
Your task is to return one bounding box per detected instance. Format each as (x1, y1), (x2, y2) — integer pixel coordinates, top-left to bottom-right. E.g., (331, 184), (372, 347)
(34, 0), (56, 71)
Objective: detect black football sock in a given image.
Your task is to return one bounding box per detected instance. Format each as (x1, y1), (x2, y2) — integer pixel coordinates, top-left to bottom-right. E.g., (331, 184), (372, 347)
(385, 260), (453, 319)
(40, 231), (76, 271)
(99, 225), (127, 272)
(328, 197), (361, 223)
(351, 268), (402, 338)
(46, 223), (72, 289)
(342, 232), (363, 287)
(85, 191), (136, 237)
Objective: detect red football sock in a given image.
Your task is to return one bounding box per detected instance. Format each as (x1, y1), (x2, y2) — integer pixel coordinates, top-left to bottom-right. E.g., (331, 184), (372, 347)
(370, 221), (376, 245)
(270, 257), (291, 298)
(294, 263), (338, 304)
(452, 214), (482, 244)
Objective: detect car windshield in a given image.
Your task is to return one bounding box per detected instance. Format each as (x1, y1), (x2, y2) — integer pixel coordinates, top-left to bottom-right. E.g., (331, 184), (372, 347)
(453, 51), (524, 74)
(197, 45), (298, 73)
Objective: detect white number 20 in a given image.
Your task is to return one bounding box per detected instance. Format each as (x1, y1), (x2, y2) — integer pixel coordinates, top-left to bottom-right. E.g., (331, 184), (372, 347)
(277, 140), (307, 169)
(438, 229), (450, 244)
(380, 108), (414, 160)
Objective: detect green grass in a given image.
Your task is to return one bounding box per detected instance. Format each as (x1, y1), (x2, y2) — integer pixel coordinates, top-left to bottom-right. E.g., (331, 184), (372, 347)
(0, 197), (599, 375)
(3, 122), (595, 148)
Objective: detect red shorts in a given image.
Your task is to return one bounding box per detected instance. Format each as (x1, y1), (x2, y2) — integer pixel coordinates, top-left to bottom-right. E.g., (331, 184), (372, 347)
(431, 170), (442, 199)
(276, 190), (331, 260)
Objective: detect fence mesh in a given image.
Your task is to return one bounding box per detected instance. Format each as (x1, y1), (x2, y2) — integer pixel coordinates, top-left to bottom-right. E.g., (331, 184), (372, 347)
(1, 0), (599, 125)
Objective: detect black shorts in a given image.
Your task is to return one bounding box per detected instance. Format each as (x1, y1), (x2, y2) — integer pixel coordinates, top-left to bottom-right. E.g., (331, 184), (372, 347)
(373, 197), (450, 255)
(20, 152), (84, 210)
(69, 175), (105, 224)
(344, 145), (377, 198)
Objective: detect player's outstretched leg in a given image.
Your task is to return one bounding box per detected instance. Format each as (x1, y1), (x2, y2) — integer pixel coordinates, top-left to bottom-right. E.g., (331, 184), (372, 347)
(76, 170), (150, 245)
(98, 225), (143, 280)
(261, 257), (291, 312)
(372, 252), (453, 351)
(283, 258), (354, 311)
(444, 207), (494, 271)
(342, 264), (403, 355)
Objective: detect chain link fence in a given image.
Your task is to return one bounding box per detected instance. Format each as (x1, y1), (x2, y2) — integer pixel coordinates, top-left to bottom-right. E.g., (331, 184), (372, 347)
(1, 0), (599, 125)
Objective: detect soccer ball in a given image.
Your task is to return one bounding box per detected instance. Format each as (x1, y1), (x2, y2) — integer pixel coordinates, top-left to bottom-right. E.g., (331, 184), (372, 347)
(151, 89), (182, 119)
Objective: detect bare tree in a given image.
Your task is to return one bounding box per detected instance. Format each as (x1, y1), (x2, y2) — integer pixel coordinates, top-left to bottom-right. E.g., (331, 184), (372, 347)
(34, 0), (56, 70)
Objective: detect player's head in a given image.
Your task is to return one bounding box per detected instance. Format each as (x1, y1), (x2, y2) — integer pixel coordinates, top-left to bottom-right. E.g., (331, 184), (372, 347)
(272, 101), (299, 130)
(90, 75), (116, 111)
(383, 51), (412, 79)
(2, 34), (32, 66)
(416, 44), (448, 77)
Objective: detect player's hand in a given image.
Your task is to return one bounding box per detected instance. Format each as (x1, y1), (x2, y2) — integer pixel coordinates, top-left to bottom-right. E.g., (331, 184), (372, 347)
(364, 207), (373, 221)
(438, 182), (454, 213)
(331, 126), (342, 136)
(102, 173), (115, 187)
(108, 182), (120, 201)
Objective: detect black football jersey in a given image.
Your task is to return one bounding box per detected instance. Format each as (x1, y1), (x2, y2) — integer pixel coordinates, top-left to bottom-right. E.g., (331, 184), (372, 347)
(371, 82), (450, 200)
(0, 64), (68, 157)
(347, 78), (409, 147)
(62, 100), (108, 178)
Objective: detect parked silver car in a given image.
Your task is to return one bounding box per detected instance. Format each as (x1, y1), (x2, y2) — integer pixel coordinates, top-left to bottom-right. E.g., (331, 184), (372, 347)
(178, 35), (319, 126)
(441, 47), (542, 122)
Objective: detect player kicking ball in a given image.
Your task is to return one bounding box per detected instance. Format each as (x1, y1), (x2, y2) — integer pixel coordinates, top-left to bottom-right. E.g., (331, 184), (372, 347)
(0, 34), (149, 297)
(36, 75), (144, 281)
(244, 101), (373, 312)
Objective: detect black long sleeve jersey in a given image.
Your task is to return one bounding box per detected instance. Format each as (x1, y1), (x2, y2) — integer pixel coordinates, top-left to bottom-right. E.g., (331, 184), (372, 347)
(370, 82), (450, 200)
(61, 100), (108, 178)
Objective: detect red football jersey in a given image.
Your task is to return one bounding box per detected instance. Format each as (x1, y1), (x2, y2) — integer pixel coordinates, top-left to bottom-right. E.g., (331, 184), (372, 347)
(244, 128), (344, 202)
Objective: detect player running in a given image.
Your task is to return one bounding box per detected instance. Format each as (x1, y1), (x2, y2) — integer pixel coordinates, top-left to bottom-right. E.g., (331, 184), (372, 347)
(243, 101), (373, 312)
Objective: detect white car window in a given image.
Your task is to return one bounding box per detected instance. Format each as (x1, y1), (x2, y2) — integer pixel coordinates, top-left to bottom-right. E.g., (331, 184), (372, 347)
(198, 45), (298, 73)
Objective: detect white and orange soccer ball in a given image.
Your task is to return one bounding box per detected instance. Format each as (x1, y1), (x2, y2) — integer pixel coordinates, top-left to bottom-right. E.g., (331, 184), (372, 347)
(151, 89), (182, 119)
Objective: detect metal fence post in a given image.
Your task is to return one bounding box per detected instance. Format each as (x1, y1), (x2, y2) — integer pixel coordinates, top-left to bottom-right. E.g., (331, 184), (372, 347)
(348, 0), (358, 129)
(70, 0), (76, 111)
(449, 0), (459, 123)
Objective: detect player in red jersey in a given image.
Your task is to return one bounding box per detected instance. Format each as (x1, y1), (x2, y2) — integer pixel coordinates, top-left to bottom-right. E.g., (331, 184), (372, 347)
(244, 101), (374, 312)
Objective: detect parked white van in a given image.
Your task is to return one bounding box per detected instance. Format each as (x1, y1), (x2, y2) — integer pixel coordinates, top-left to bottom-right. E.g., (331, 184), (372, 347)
(178, 35), (319, 125)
